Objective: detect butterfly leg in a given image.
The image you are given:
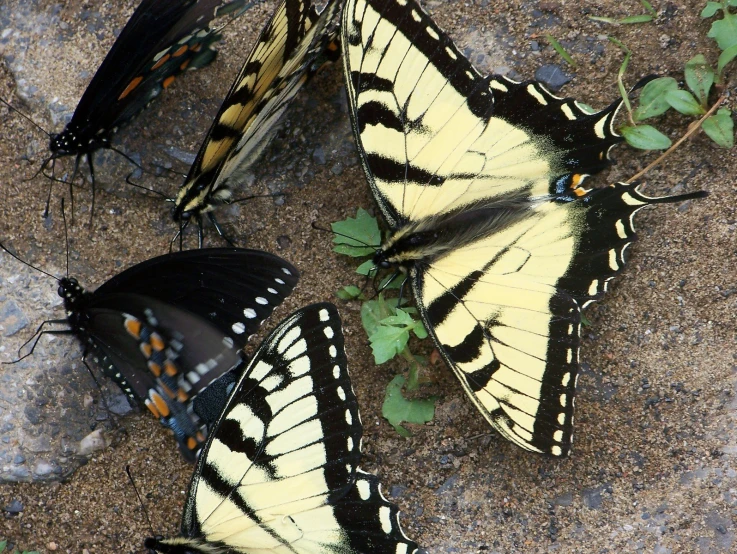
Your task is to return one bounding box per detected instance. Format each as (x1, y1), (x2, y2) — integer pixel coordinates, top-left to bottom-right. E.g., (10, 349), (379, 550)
(86, 153), (96, 226)
(4, 320), (74, 364)
(205, 212), (236, 248)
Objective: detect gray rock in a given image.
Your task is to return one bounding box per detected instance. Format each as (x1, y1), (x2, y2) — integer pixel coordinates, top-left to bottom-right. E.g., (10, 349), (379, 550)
(534, 64), (573, 91)
(0, 300), (29, 336)
(3, 499), (23, 513)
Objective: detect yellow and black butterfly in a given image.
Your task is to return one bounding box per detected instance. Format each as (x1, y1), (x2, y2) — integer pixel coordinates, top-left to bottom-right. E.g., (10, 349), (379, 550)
(342, 0), (706, 456)
(172, 0), (341, 245)
(146, 303), (419, 553)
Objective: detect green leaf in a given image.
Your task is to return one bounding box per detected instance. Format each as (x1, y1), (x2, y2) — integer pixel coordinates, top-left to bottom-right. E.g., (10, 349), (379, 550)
(702, 108), (735, 147)
(0, 541), (6, 554)
(380, 309), (415, 327)
(589, 16), (618, 24)
(717, 43), (737, 75)
(356, 259), (375, 276)
(369, 324), (410, 364)
(633, 77), (678, 120)
(581, 312), (592, 327)
(665, 89), (706, 115)
(621, 124), (672, 149)
(729, 0), (737, 7)
(382, 375), (436, 436)
(331, 208), (381, 257)
(640, 0), (656, 16)
(707, 8), (737, 51)
(619, 14), (654, 23)
(413, 320), (429, 339)
(545, 34), (576, 66)
(684, 54), (714, 105)
(336, 285), (362, 300)
(701, 2), (722, 18)
(361, 296), (394, 337)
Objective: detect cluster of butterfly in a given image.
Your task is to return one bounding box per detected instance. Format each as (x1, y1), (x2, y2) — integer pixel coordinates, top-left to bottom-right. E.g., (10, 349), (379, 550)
(2, 0), (706, 551)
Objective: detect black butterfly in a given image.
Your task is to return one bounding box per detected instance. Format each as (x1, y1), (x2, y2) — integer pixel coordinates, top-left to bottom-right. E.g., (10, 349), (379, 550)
(41, 0), (250, 212)
(146, 303), (420, 553)
(4, 247), (299, 460)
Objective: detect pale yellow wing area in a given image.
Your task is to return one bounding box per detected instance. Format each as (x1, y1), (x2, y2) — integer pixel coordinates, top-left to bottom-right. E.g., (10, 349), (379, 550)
(343, 0), (619, 227)
(414, 202), (584, 456)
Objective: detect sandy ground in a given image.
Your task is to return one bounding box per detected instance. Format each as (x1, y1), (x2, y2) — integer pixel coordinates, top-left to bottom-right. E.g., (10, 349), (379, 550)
(0, 0), (736, 552)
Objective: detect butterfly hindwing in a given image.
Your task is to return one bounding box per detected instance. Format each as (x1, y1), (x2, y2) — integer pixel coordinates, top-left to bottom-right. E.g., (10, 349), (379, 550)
(148, 303), (419, 553)
(343, 0), (705, 456)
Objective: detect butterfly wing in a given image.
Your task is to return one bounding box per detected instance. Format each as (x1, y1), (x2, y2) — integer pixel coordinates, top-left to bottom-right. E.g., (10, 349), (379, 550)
(83, 293), (243, 458)
(343, 0), (620, 228)
(55, 0), (246, 153)
(343, 0), (703, 457)
(93, 248), (299, 347)
(174, 0), (342, 218)
(148, 303), (418, 553)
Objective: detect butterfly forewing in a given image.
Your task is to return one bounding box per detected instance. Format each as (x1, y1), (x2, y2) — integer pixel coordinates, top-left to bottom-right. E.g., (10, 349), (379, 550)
(343, 0), (704, 457)
(343, 0), (620, 228)
(93, 248), (299, 346)
(148, 304), (419, 553)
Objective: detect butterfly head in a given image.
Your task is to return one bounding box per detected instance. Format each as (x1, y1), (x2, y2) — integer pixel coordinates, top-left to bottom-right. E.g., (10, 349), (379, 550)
(57, 277), (86, 315)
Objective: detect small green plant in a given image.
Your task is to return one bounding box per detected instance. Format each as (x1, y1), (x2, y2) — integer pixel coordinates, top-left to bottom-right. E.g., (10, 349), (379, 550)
(332, 208), (437, 435)
(589, 0), (657, 24)
(0, 540), (40, 554)
(604, 2), (735, 152)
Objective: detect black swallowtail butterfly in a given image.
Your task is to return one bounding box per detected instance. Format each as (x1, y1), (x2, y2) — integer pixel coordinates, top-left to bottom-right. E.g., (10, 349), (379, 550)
(4, 247), (299, 460)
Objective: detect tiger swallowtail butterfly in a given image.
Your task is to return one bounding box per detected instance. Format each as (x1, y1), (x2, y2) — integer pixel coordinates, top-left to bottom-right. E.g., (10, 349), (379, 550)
(342, 0), (707, 456)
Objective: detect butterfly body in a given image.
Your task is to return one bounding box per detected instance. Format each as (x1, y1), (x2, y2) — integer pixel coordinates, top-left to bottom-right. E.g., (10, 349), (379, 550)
(146, 303), (419, 554)
(18, 248), (299, 459)
(343, 0), (706, 456)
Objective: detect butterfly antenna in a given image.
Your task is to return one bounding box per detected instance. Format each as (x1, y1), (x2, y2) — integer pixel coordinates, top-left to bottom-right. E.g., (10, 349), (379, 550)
(125, 172), (169, 199)
(61, 197), (70, 277)
(229, 191), (286, 205)
(0, 97), (51, 137)
(213, 0), (261, 30)
(125, 465), (157, 537)
(310, 221), (381, 249)
(0, 241), (59, 280)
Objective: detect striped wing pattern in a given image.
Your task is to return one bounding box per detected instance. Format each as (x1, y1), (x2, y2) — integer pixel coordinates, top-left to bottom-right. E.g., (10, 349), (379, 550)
(148, 304), (419, 553)
(343, 0), (704, 456)
(174, 0), (341, 219)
